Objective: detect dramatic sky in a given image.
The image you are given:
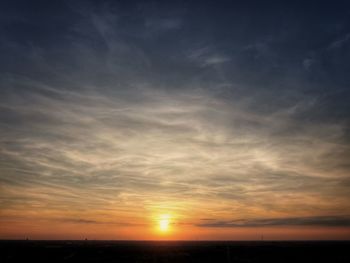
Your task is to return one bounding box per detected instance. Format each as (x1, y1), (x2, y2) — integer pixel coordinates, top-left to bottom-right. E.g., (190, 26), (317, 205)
(1, 0), (350, 240)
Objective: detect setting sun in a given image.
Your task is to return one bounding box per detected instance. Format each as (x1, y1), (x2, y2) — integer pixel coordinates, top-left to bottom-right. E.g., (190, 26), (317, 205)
(158, 214), (171, 232)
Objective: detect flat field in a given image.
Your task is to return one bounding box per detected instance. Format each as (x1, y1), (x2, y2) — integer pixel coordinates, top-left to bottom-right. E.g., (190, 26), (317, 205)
(1, 240), (350, 263)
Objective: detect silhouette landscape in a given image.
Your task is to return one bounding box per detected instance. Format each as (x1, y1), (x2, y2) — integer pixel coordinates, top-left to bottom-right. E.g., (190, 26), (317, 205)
(2, 240), (350, 263)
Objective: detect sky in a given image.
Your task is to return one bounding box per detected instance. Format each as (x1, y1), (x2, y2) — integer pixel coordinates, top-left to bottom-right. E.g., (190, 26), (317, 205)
(0, 0), (350, 240)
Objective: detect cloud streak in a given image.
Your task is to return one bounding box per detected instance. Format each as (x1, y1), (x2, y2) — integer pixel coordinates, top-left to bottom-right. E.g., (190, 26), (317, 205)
(197, 216), (350, 227)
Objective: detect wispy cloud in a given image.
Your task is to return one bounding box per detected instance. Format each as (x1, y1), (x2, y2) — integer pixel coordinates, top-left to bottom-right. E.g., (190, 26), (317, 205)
(328, 33), (350, 49)
(188, 47), (230, 67)
(196, 216), (350, 227)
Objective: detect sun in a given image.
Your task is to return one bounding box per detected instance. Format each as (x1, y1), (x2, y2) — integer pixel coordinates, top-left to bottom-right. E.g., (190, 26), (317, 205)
(158, 214), (171, 232)
(159, 218), (169, 231)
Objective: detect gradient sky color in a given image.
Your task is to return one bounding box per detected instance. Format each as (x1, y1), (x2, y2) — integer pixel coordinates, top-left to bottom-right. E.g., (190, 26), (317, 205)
(0, 0), (350, 240)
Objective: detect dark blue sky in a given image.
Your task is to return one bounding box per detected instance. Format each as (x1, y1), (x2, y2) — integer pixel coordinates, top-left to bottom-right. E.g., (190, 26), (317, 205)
(1, 1), (350, 119)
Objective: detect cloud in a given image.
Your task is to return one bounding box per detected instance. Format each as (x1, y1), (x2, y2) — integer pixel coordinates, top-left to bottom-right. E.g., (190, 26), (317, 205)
(302, 58), (315, 70)
(196, 216), (350, 227)
(188, 47), (230, 67)
(145, 18), (182, 32)
(58, 218), (142, 226)
(1, 80), (349, 224)
(328, 33), (350, 49)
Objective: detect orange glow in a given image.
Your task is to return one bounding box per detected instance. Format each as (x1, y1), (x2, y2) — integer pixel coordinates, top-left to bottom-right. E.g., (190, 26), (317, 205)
(2, 218), (350, 240)
(2, 201), (350, 240)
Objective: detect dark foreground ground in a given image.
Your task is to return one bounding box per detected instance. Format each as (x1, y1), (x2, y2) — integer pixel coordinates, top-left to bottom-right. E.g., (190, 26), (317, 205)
(1, 240), (350, 263)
